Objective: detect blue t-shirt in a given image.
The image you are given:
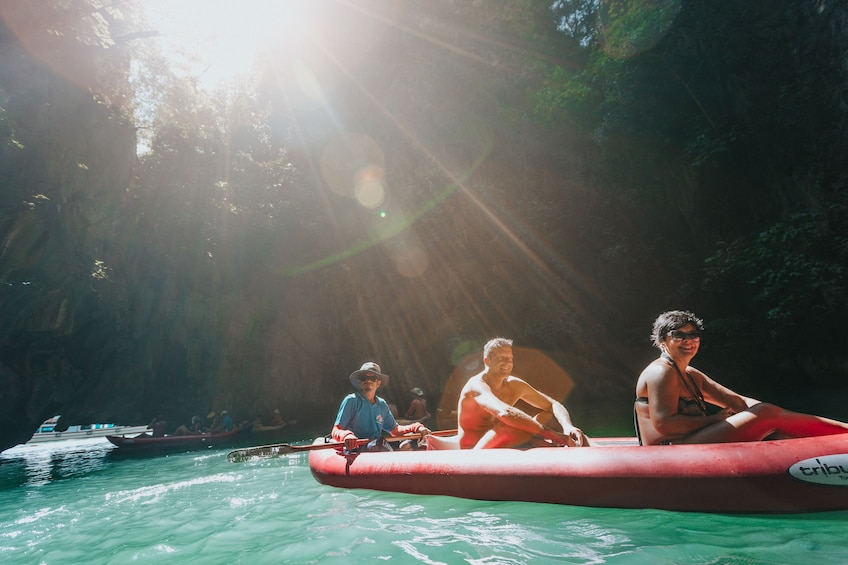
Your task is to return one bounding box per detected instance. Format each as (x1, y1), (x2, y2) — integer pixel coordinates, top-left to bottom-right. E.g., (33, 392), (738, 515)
(334, 392), (398, 439)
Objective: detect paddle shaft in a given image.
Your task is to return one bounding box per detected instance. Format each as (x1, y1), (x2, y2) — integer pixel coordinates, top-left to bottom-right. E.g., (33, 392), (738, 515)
(226, 429), (458, 462)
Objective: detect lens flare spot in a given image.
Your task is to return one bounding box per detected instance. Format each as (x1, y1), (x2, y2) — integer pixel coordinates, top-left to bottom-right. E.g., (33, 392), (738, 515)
(291, 58), (325, 106)
(391, 244), (428, 278)
(354, 179), (385, 209)
(354, 165), (386, 209)
(320, 133), (385, 200)
(451, 341), (483, 368)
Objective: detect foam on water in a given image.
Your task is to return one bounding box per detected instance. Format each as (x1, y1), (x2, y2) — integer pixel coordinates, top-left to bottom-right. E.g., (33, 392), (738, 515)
(1, 438), (847, 564)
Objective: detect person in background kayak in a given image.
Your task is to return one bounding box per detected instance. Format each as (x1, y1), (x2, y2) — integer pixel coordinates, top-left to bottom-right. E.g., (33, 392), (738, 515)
(331, 362), (431, 451)
(149, 415), (167, 437)
(220, 410), (234, 432)
(404, 387), (431, 424)
(207, 411), (222, 432)
(457, 338), (590, 449)
(635, 310), (848, 445)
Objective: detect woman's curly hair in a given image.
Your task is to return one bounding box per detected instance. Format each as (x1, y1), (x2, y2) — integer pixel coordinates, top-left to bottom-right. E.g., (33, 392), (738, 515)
(651, 310), (704, 348)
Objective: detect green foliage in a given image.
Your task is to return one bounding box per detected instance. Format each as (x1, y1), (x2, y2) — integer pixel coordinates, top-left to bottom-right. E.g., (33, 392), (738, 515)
(524, 0), (848, 388)
(531, 64), (599, 128)
(551, 0), (598, 47)
(596, 0), (682, 59)
(706, 210), (847, 321)
(703, 208), (848, 379)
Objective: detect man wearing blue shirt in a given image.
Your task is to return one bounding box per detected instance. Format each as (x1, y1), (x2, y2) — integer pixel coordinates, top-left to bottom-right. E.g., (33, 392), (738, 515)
(332, 362), (430, 451)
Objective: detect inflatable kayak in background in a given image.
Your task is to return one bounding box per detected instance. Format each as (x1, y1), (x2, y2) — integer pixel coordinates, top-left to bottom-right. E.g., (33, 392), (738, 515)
(107, 428), (244, 452)
(308, 433), (848, 514)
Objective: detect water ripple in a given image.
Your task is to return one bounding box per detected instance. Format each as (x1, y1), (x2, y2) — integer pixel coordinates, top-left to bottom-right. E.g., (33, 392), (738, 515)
(104, 472), (238, 504)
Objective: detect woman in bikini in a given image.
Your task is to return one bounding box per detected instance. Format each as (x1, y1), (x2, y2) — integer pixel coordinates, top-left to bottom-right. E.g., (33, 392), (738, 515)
(634, 310), (848, 445)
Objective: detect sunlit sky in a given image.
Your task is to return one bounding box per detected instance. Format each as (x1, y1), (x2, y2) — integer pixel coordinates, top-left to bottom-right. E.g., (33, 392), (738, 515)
(143, 0), (307, 88)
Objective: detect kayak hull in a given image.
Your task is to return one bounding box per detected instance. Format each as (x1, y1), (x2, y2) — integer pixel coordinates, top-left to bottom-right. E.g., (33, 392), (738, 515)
(308, 433), (848, 514)
(251, 424), (287, 433)
(107, 429), (243, 451)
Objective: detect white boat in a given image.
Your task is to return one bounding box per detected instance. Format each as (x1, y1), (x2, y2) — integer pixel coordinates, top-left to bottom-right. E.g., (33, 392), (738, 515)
(26, 417), (150, 444)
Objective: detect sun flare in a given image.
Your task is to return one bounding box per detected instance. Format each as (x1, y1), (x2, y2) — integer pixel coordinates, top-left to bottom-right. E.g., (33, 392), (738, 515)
(144, 0), (311, 88)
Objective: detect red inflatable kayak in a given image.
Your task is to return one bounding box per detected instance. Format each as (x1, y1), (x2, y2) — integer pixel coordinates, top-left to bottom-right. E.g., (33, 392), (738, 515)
(107, 428), (243, 451)
(309, 433), (848, 514)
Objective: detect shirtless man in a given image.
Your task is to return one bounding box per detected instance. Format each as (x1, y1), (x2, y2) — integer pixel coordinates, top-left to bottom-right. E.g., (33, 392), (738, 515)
(457, 338), (590, 449)
(404, 387), (431, 423)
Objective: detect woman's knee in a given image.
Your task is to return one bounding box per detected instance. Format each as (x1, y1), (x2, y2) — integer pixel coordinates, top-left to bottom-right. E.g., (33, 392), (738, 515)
(747, 402), (784, 419)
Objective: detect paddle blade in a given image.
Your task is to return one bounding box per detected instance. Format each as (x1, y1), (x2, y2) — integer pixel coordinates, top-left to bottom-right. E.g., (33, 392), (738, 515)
(226, 443), (295, 462)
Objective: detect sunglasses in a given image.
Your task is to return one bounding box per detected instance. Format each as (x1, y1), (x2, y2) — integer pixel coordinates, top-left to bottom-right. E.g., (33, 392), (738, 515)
(358, 373), (381, 382)
(669, 330), (701, 342)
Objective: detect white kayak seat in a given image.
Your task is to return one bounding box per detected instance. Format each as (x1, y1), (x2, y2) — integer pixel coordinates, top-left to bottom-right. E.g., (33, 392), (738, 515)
(426, 434), (461, 450)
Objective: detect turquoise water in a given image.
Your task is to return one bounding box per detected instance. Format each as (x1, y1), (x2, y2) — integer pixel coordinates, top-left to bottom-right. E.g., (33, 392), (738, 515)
(2, 434), (847, 564)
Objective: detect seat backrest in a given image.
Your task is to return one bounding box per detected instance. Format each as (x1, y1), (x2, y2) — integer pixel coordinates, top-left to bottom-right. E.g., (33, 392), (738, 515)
(633, 402), (644, 445)
(633, 398), (664, 445)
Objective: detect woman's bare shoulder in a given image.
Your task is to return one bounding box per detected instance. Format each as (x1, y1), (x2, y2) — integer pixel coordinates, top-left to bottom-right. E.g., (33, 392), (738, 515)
(639, 358), (673, 380)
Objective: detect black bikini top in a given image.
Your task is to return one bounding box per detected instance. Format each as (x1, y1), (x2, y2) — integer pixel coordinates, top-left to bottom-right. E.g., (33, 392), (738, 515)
(661, 352), (707, 414)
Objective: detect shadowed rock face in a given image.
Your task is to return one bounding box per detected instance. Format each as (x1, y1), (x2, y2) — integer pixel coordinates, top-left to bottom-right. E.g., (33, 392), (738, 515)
(0, 14), (140, 450)
(0, 124), (127, 448)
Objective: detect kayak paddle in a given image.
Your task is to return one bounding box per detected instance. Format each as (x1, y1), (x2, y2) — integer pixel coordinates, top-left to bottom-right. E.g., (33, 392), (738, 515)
(226, 429), (457, 463)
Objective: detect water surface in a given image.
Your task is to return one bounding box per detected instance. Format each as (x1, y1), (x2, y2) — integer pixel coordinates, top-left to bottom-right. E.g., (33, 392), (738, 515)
(1, 435), (846, 564)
